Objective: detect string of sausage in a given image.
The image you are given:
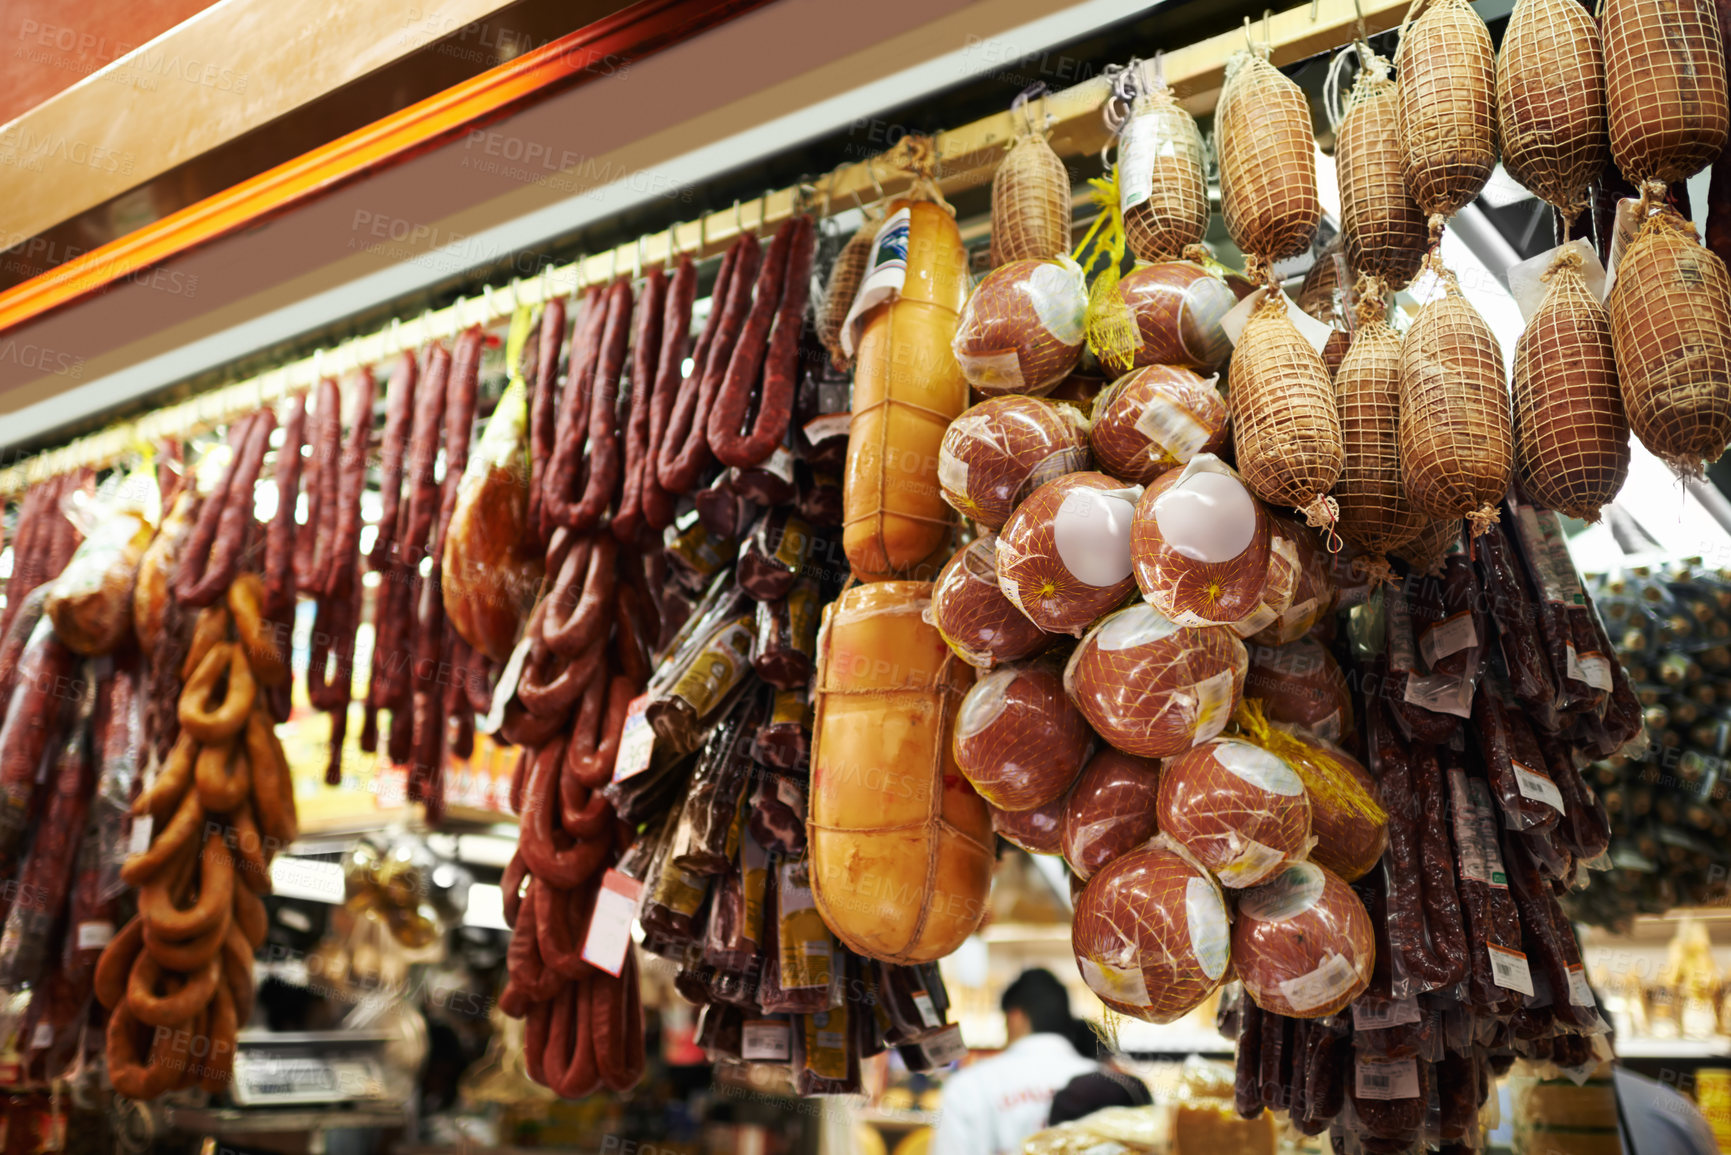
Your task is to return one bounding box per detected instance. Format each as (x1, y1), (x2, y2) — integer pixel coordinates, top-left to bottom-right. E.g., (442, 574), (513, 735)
(528, 299), (567, 552)
(611, 268), (668, 544)
(640, 256), (696, 532)
(359, 354), (418, 754)
(386, 344), (450, 766)
(708, 215), (816, 469)
(656, 236), (760, 494)
(543, 280), (634, 532)
(539, 289), (606, 542)
(294, 379), (343, 597)
(176, 412), (275, 608)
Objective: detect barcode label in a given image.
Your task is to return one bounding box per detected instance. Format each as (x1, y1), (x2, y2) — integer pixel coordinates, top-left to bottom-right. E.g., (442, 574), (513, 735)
(1419, 610), (1478, 668)
(742, 1019), (791, 1061)
(1355, 1057), (1420, 1100)
(1352, 996), (1422, 1031)
(1449, 771), (1509, 888)
(1513, 761), (1566, 813)
(1488, 943), (1535, 996)
(1568, 964), (1595, 1007)
(912, 991), (941, 1029)
(128, 815), (153, 856)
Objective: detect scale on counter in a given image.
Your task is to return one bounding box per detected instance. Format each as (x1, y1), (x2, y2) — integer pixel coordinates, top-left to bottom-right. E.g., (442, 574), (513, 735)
(228, 1029), (393, 1107)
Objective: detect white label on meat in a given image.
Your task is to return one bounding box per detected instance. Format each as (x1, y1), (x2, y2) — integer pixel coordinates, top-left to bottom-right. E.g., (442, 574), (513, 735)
(480, 631), (536, 735)
(1220, 287), (1336, 354)
(1567, 964), (1596, 1007)
(29, 1023), (50, 1050)
(1280, 951), (1362, 1014)
(956, 347), (1025, 392)
(611, 693), (656, 784)
(760, 445), (796, 484)
(1276, 596), (1320, 641)
(581, 869), (645, 978)
(1053, 486), (1138, 588)
(1353, 997), (1422, 1031)
(1135, 392), (1212, 465)
(1215, 837), (1287, 888)
(76, 921), (114, 951)
(1508, 239), (1607, 321)
(1578, 652), (1614, 691)
(1488, 943), (1535, 996)
(1356, 1058), (1421, 1101)
(1214, 740), (1304, 796)
(936, 441), (969, 497)
(1449, 770), (1509, 888)
(1226, 601), (1279, 637)
(1096, 604), (1179, 651)
(129, 815), (153, 856)
(1237, 862), (1326, 922)
(1153, 463), (1258, 563)
(1185, 876), (1231, 981)
(956, 668), (1015, 739)
(921, 1024), (969, 1067)
(1188, 667), (1238, 745)
(1313, 706), (1344, 745)
(913, 991), (941, 1028)
(742, 1019), (792, 1061)
(1405, 666), (1477, 718)
(803, 412), (852, 445)
(1418, 611), (1478, 669)
(1028, 261), (1088, 346)
(1513, 760), (1567, 814)
(1386, 591), (1419, 671)
(1080, 956), (1154, 1008)
(840, 207), (909, 356)
(1118, 113), (1158, 211)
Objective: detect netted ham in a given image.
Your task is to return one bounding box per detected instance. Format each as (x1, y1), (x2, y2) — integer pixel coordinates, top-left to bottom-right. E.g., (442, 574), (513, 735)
(1216, 51), (1322, 263)
(1249, 515), (1336, 646)
(1603, 0), (1729, 184)
(997, 472), (1142, 636)
(938, 396), (1090, 530)
(1156, 739), (1312, 888)
(1337, 54), (1428, 289)
(992, 796), (1067, 856)
(1236, 699), (1386, 882)
(1296, 251), (1355, 380)
(1334, 293), (1428, 558)
(1397, 0), (1499, 227)
(1061, 748), (1161, 880)
(991, 125), (1073, 266)
(1107, 261), (1240, 376)
(1120, 86), (1209, 262)
(1496, 0), (1607, 223)
(1228, 294), (1344, 528)
(1130, 455), (1272, 628)
(1231, 861), (1374, 1017)
(1607, 207), (1731, 475)
(928, 536), (1058, 668)
(953, 662), (1092, 811)
(1064, 603), (1248, 758)
(953, 259), (1088, 395)
(1513, 246), (1630, 520)
(1071, 844), (1231, 1023)
(1399, 266), (1512, 534)
(1228, 523), (1301, 641)
(1245, 637), (1354, 745)
(1089, 366), (1229, 485)
(818, 215), (878, 371)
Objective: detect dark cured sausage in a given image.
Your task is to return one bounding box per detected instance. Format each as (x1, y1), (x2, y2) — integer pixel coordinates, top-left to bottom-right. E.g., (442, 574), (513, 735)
(657, 246), (738, 495)
(661, 236), (762, 493)
(541, 290), (606, 542)
(176, 411), (274, 608)
(548, 280), (633, 532)
(528, 299), (566, 551)
(642, 257), (696, 531)
(295, 379), (342, 595)
(712, 216), (817, 468)
(360, 358), (416, 752)
(613, 268), (668, 544)
(708, 221), (795, 463)
(263, 395), (308, 623)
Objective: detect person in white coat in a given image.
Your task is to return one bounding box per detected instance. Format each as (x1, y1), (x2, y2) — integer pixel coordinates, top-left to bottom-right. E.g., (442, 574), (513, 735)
(931, 970), (1098, 1155)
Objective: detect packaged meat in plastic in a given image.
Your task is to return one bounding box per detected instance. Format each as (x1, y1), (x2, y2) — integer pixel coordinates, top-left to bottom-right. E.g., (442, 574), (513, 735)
(953, 661), (1091, 811)
(928, 536), (1058, 668)
(1071, 843), (1231, 1022)
(1061, 748), (1162, 879)
(1244, 637), (1354, 745)
(810, 582), (992, 964)
(793, 1003), (861, 1095)
(753, 688), (811, 769)
(951, 257), (1088, 395)
(666, 517), (739, 593)
(761, 854), (837, 1014)
(992, 796), (1067, 855)
(1227, 520), (1302, 640)
(1088, 365), (1230, 485)
(1156, 738), (1312, 887)
(46, 469), (155, 656)
(133, 488), (195, 660)
(1235, 701), (1387, 883)
(738, 509), (814, 603)
(1064, 603), (1248, 757)
(998, 472), (1142, 636)
(753, 578), (820, 689)
(671, 694), (760, 875)
(1130, 455), (1271, 627)
(749, 771), (807, 856)
(647, 575), (756, 755)
(1107, 259), (1240, 375)
(937, 396), (1090, 530)
(1249, 515), (1336, 645)
(1233, 860), (1374, 1018)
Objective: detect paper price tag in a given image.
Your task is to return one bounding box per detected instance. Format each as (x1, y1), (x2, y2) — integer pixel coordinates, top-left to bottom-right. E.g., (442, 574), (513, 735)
(75, 921), (114, 951)
(128, 815), (153, 856)
(1419, 611), (1478, 669)
(29, 1023), (50, 1050)
(921, 1024), (968, 1067)
(1220, 287), (1337, 354)
(1355, 1058), (1420, 1100)
(611, 694), (655, 784)
(1513, 761), (1567, 814)
(742, 1019), (791, 1061)
(1488, 943), (1535, 996)
(270, 858), (346, 904)
(802, 413), (852, 446)
(913, 991), (941, 1029)
(581, 869), (644, 977)
(479, 633), (534, 735)
(1352, 997), (1422, 1031)
(1568, 964), (1596, 1007)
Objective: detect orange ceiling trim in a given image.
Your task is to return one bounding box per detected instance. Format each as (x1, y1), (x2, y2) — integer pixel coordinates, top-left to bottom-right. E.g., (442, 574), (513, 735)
(0, 0), (769, 336)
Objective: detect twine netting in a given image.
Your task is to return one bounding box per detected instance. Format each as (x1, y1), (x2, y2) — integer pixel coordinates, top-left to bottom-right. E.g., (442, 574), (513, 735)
(1496, 0), (1607, 223)
(1396, 0), (1499, 227)
(1334, 279), (1428, 555)
(1122, 89), (1210, 263)
(1603, 0), (1729, 184)
(1607, 206), (1731, 475)
(1217, 51), (1322, 262)
(1512, 247), (1631, 521)
(1337, 58), (1428, 290)
(818, 215), (880, 371)
(1228, 292), (1344, 527)
(991, 131), (1073, 266)
(1398, 257), (1512, 535)
(1297, 247), (1357, 379)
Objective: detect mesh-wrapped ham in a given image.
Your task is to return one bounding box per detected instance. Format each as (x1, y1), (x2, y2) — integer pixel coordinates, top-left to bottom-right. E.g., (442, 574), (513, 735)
(992, 796), (1067, 856)
(1156, 738), (1312, 888)
(997, 473), (1142, 636)
(1089, 366), (1230, 486)
(952, 259), (1089, 395)
(1236, 700), (1386, 883)
(1130, 455), (1272, 628)
(1248, 515), (1335, 645)
(1072, 844), (1230, 1022)
(1107, 261), (1240, 376)
(1231, 861), (1374, 1018)
(1064, 603), (1248, 758)
(1244, 637), (1354, 746)
(953, 662), (1092, 811)
(938, 396), (1090, 530)
(1227, 520), (1301, 641)
(1061, 748), (1162, 880)
(927, 536), (1058, 669)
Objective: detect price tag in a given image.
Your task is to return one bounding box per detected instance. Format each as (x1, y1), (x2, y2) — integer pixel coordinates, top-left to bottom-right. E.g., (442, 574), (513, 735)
(912, 991), (941, 1029)
(742, 1019), (791, 1061)
(611, 694), (655, 784)
(1419, 611), (1478, 669)
(920, 1024), (968, 1067)
(128, 815), (153, 855)
(1488, 943), (1535, 996)
(1355, 1058), (1420, 1100)
(1352, 997), (1422, 1031)
(75, 921), (114, 951)
(29, 1023), (50, 1049)
(1513, 761), (1566, 813)
(1568, 964), (1596, 1007)
(270, 858), (346, 904)
(581, 869), (644, 977)
(479, 633), (535, 735)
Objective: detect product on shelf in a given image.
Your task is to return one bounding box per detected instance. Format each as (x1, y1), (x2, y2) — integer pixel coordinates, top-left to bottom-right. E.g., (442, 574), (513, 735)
(1336, 52), (1427, 290)
(1396, 0), (1499, 225)
(1087, 364), (1228, 487)
(1130, 455), (1271, 629)
(1156, 739), (1312, 888)
(1215, 50), (1322, 265)
(1602, 0), (1729, 184)
(1495, 0), (1608, 224)
(937, 395), (1091, 531)
(1120, 80), (1209, 264)
(927, 535), (1060, 669)
(997, 472), (1142, 635)
(951, 258), (1088, 396)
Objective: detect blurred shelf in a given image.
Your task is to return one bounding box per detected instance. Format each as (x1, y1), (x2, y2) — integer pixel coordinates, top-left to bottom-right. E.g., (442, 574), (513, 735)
(1614, 1038), (1731, 1059)
(858, 1108), (939, 1129)
(162, 1103), (408, 1135)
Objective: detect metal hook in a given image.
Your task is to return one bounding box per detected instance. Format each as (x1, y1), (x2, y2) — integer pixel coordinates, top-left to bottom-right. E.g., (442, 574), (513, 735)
(758, 189), (770, 235)
(665, 219), (680, 268)
(1352, 0), (1369, 46)
(732, 199), (743, 237)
